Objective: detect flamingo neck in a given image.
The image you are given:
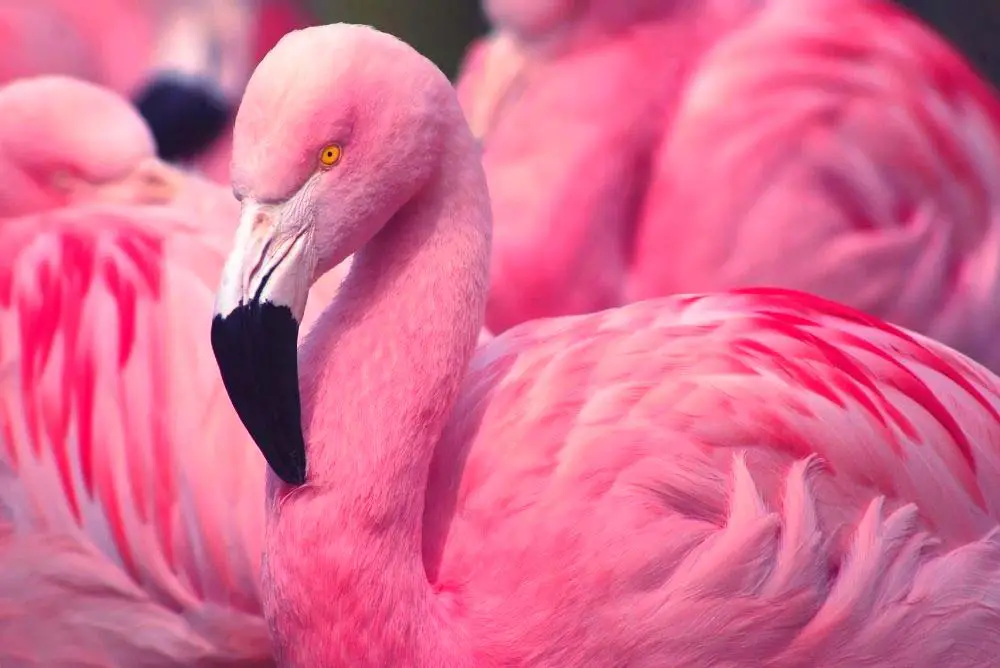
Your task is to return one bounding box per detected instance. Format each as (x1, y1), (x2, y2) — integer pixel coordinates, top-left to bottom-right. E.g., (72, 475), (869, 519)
(262, 126), (490, 667)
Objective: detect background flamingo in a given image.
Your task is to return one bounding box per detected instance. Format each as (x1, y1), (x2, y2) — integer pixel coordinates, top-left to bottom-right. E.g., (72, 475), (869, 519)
(0, 77), (357, 662)
(0, 77), (178, 218)
(211, 24), (1000, 666)
(454, 0), (761, 333)
(0, 204), (272, 665)
(0, 75), (353, 334)
(628, 0), (1000, 373)
(0, 4), (98, 84)
(456, 0), (1000, 378)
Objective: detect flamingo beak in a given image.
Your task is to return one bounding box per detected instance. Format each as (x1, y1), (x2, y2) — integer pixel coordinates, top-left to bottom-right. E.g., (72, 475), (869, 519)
(210, 198), (315, 486)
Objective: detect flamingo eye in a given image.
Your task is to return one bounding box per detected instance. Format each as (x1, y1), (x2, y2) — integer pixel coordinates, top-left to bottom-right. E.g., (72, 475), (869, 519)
(318, 143), (343, 168)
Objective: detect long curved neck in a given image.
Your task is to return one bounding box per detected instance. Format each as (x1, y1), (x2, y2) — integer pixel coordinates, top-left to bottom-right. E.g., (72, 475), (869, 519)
(262, 126), (490, 667)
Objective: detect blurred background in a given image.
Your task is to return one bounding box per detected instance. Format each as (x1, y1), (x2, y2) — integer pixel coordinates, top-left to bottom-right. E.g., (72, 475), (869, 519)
(304, 0), (1000, 84)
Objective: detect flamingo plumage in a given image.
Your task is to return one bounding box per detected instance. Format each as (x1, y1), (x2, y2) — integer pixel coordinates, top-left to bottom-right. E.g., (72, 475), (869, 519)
(0, 75), (359, 663)
(457, 0), (1000, 377)
(211, 24), (1000, 666)
(0, 4), (98, 85)
(454, 0), (760, 333)
(0, 204), (272, 665)
(629, 0), (1000, 374)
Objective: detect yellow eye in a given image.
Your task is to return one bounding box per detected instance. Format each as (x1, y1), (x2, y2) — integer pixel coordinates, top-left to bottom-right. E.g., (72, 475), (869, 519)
(319, 143), (343, 167)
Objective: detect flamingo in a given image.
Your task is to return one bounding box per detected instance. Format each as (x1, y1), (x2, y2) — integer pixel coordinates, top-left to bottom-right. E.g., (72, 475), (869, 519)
(628, 0), (1000, 374)
(211, 24), (1000, 666)
(0, 4), (98, 84)
(0, 203), (273, 665)
(457, 0), (1000, 374)
(453, 0), (760, 333)
(0, 76), (180, 218)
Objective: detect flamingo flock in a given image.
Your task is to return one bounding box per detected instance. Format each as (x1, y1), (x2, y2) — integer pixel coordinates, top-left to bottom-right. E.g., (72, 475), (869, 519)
(3, 0), (1000, 665)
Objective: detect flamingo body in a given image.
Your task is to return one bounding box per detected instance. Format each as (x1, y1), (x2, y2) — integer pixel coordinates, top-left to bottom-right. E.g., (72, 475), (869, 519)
(630, 0), (1000, 373)
(454, 2), (758, 332)
(416, 287), (1000, 666)
(212, 24), (1000, 666)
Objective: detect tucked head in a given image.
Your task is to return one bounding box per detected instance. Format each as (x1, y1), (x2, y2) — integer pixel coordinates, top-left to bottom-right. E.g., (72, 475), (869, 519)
(0, 76), (182, 216)
(212, 23), (468, 485)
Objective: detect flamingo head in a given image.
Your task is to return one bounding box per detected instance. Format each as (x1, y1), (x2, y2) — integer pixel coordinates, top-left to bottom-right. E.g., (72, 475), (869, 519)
(211, 23), (459, 485)
(0, 76), (183, 216)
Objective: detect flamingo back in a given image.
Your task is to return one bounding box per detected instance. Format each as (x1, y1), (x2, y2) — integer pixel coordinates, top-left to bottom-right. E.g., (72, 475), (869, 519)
(424, 287), (1000, 665)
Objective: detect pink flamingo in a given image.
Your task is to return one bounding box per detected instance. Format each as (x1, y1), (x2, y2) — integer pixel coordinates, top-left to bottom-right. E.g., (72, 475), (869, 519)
(457, 0), (1000, 374)
(0, 76), (180, 217)
(211, 24), (1000, 665)
(628, 0), (1000, 373)
(0, 4), (98, 84)
(454, 0), (760, 333)
(0, 203), (273, 664)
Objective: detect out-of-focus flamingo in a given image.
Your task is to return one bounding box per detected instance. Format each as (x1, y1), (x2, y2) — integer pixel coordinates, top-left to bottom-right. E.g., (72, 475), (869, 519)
(628, 0), (1000, 373)
(0, 4), (98, 84)
(211, 25), (1000, 666)
(0, 77), (177, 218)
(454, 0), (760, 333)
(0, 204), (273, 665)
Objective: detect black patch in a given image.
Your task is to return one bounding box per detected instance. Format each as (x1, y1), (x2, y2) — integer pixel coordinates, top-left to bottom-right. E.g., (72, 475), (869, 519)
(211, 301), (307, 485)
(133, 74), (232, 162)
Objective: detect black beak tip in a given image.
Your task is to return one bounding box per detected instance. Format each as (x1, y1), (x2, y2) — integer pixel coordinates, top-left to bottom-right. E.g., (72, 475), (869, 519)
(133, 73), (233, 162)
(210, 303), (307, 486)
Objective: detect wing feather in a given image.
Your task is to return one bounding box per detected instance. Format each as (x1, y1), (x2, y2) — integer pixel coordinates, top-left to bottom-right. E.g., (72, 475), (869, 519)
(0, 204), (266, 629)
(445, 288), (1000, 551)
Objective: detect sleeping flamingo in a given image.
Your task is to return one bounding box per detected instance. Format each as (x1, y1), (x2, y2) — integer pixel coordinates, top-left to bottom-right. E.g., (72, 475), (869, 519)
(0, 203), (274, 665)
(0, 76), (181, 217)
(454, 0), (759, 333)
(211, 24), (1000, 666)
(629, 0), (1000, 374)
